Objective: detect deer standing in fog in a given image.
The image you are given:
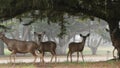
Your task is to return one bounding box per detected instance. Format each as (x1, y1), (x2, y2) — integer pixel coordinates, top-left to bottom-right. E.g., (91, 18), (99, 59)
(0, 32), (43, 64)
(34, 32), (57, 63)
(67, 33), (90, 62)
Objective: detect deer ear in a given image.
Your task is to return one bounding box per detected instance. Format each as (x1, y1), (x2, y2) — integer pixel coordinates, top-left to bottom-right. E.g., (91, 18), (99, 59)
(80, 34), (83, 37)
(105, 28), (110, 32)
(34, 32), (36, 34)
(43, 31), (45, 35)
(34, 32), (38, 35)
(87, 33), (90, 37)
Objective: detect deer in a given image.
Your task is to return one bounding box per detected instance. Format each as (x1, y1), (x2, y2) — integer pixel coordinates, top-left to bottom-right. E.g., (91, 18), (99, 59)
(110, 28), (120, 60)
(0, 32), (44, 64)
(112, 48), (117, 59)
(67, 33), (90, 62)
(34, 32), (57, 63)
(105, 28), (118, 59)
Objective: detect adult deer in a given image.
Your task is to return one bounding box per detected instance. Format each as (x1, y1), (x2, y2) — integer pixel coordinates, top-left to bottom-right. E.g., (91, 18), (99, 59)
(0, 32), (43, 64)
(34, 32), (57, 63)
(110, 28), (120, 60)
(67, 33), (90, 62)
(106, 28), (117, 59)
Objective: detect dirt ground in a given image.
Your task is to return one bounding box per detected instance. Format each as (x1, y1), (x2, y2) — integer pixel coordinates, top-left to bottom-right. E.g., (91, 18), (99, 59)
(0, 61), (120, 68)
(35, 61), (120, 68)
(0, 55), (113, 64)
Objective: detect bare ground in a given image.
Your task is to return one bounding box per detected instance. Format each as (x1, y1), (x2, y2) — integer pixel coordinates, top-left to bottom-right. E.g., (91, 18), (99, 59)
(1, 61), (120, 68)
(0, 55), (113, 63)
(35, 61), (120, 68)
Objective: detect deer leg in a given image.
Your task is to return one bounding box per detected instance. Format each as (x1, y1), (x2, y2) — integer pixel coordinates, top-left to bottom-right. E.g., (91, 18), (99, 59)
(50, 56), (54, 63)
(40, 52), (44, 64)
(50, 50), (55, 62)
(50, 50), (57, 63)
(37, 50), (44, 63)
(31, 51), (37, 64)
(70, 52), (72, 62)
(10, 54), (12, 63)
(13, 53), (16, 64)
(54, 50), (57, 63)
(37, 51), (44, 64)
(77, 52), (79, 63)
(41, 52), (45, 63)
(67, 51), (70, 62)
(50, 53), (54, 62)
(113, 48), (116, 59)
(81, 52), (84, 62)
(10, 50), (16, 63)
(41, 52), (44, 63)
(10, 53), (13, 63)
(33, 55), (37, 64)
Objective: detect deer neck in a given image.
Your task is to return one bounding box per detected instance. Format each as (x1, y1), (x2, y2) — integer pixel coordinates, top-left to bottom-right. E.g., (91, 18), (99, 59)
(111, 33), (119, 41)
(111, 35), (116, 42)
(39, 41), (42, 45)
(1, 36), (11, 45)
(81, 38), (86, 46)
(38, 39), (43, 45)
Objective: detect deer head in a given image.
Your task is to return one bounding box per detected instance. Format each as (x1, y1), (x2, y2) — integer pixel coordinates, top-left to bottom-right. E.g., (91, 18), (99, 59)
(34, 32), (45, 41)
(111, 28), (120, 40)
(80, 33), (90, 40)
(79, 33), (90, 45)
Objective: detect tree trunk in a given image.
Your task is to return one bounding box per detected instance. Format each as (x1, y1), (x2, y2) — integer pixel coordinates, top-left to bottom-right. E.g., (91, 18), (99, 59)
(56, 46), (66, 55)
(22, 26), (31, 41)
(88, 35), (102, 55)
(56, 37), (69, 55)
(0, 41), (4, 55)
(91, 47), (97, 55)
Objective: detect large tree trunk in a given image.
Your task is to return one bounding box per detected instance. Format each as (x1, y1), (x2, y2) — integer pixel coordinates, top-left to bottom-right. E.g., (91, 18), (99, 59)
(56, 38), (67, 55)
(107, 20), (120, 59)
(91, 48), (97, 55)
(88, 34), (102, 55)
(22, 26), (31, 41)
